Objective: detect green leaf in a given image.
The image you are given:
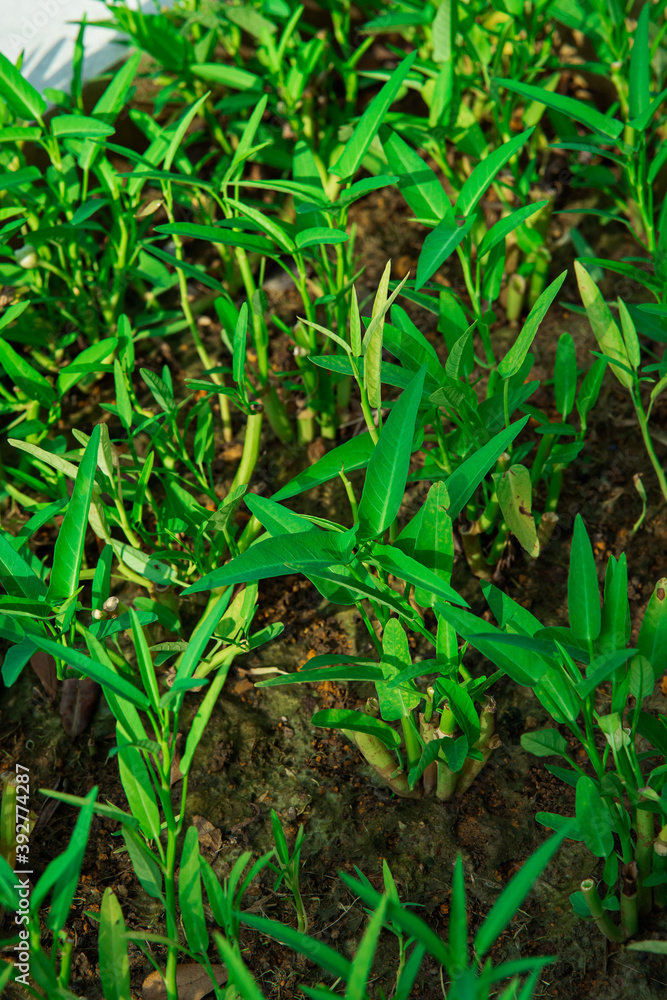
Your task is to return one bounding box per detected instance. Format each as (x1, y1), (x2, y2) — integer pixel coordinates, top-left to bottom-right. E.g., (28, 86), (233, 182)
(364, 261), (392, 409)
(214, 937), (267, 999)
(115, 740), (160, 840)
(438, 679), (480, 746)
(51, 115), (116, 138)
(272, 434), (375, 501)
(474, 824), (575, 958)
(58, 338), (118, 395)
(113, 359), (132, 432)
(153, 222), (275, 256)
(412, 482), (454, 607)
(434, 602), (547, 686)
(376, 619), (421, 722)
(234, 913), (352, 980)
(347, 895), (388, 998)
(444, 416), (530, 518)
(448, 856), (468, 967)
(629, 654), (653, 702)
(554, 332), (577, 418)
(521, 728), (569, 758)
(618, 299), (640, 372)
(98, 889), (130, 1000)
(191, 63), (262, 90)
(228, 93), (269, 178)
(575, 776), (614, 858)
(637, 578), (667, 681)
(338, 873), (451, 968)
(164, 93), (209, 172)
(495, 464), (539, 557)
(456, 129), (534, 218)
(0, 125), (42, 143)
(179, 658), (234, 775)
(499, 271), (567, 378)
(311, 708), (401, 748)
(415, 216), (475, 290)
(179, 826), (208, 954)
(47, 425), (101, 604)
(629, 4), (651, 122)
(31, 788), (97, 931)
(32, 634), (150, 709)
(0, 530), (47, 600)
(574, 261), (632, 389)
(224, 197), (295, 252)
(372, 543), (465, 606)
(358, 367), (426, 540)
(381, 128), (450, 223)
(232, 302), (248, 387)
(495, 78), (623, 140)
(408, 736), (463, 787)
(331, 51), (417, 178)
(534, 661), (581, 724)
(183, 530), (354, 593)
(140, 242), (228, 292)
(129, 609), (161, 711)
(0, 336), (56, 409)
(122, 828), (163, 900)
(477, 201), (548, 259)
(576, 357), (607, 430)
(568, 515), (601, 645)
(600, 554), (630, 653)
(295, 227), (348, 249)
(0, 50), (47, 120)
(172, 592), (232, 706)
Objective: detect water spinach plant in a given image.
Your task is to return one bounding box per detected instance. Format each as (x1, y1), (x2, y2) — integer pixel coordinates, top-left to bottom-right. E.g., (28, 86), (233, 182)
(439, 514), (667, 941)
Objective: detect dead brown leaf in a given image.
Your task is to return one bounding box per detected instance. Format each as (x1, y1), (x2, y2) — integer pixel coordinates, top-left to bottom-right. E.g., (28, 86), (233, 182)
(192, 815), (222, 853)
(142, 964), (227, 1000)
(30, 650), (59, 702)
(59, 677), (101, 736)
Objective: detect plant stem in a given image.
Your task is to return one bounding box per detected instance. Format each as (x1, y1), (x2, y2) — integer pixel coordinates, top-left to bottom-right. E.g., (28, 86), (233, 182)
(342, 729), (420, 799)
(634, 393), (667, 503)
(635, 806), (655, 915)
(163, 823), (179, 1000)
(401, 715), (421, 772)
(652, 826), (667, 908)
(230, 411), (262, 495)
(339, 469), (359, 523)
(580, 879), (625, 942)
(460, 525), (492, 580)
(455, 698), (498, 797)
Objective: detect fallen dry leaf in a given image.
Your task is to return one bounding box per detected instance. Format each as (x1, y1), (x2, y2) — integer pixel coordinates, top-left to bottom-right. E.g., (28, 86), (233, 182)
(142, 964), (227, 1000)
(30, 650), (59, 702)
(192, 815), (222, 853)
(59, 677), (102, 736)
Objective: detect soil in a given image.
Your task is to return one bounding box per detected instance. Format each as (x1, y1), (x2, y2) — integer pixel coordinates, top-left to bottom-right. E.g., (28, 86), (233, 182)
(2, 41), (667, 1000)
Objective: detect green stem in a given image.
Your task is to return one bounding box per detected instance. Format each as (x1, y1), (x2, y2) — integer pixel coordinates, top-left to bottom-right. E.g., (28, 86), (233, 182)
(342, 729), (420, 799)
(634, 393), (667, 503)
(652, 826), (667, 908)
(454, 698), (498, 798)
(169, 223), (233, 443)
(401, 715), (421, 772)
(163, 823), (179, 1000)
(339, 469), (358, 523)
(460, 526), (492, 580)
(580, 879), (625, 942)
(230, 411), (262, 495)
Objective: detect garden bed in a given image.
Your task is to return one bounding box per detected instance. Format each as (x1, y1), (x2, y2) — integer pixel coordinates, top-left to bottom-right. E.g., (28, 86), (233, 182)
(1, 2), (667, 999)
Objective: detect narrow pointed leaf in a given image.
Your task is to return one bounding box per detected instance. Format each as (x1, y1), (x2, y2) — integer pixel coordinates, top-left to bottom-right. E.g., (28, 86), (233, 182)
(358, 368), (426, 539)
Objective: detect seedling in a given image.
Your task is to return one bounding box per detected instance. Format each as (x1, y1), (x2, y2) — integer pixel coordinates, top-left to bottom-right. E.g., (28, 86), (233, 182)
(439, 514), (667, 940)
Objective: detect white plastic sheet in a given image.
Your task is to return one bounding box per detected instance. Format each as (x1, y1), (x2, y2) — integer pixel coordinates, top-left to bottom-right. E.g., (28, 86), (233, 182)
(0, 0), (174, 96)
